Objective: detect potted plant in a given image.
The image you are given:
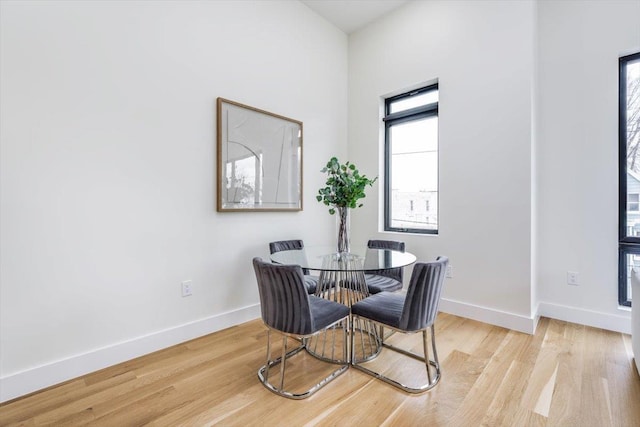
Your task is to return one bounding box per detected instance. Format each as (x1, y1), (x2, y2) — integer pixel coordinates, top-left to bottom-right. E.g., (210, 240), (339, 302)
(316, 157), (377, 253)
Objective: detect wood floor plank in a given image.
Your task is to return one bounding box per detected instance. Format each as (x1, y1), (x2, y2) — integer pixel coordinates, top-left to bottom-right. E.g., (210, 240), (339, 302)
(603, 327), (640, 426)
(520, 318), (566, 415)
(519, 317), (550, 365)
(383, 325), (511, 426)
(0, 379), (100, 426)
(1, 315), (639, 427)
(147, 387), (260, 426)
(578, 327), (614, 427)
(480, 359), (538, 426)
(545, 321), (585, 426)
(445, 329), (531, 426)
(381, 350), (478, 426)
(307, 378), (407, 427)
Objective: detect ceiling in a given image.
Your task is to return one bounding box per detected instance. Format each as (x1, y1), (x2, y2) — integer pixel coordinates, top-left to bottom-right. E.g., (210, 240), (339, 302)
(300, 0), (410, 34)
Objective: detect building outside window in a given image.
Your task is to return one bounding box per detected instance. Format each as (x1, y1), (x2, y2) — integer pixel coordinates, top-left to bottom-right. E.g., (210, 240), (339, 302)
(383, 84), (439, 234)
(628, 193), (640, 212)
(618, 51), (640, 307)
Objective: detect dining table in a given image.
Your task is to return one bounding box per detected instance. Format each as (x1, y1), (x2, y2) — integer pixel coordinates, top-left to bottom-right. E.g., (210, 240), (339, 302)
(270, 245), (417, 363)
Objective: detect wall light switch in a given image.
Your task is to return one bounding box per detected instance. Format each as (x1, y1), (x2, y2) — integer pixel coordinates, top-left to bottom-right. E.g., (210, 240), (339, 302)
(181, 280), (193, 297)
(567, 271), (579, 286)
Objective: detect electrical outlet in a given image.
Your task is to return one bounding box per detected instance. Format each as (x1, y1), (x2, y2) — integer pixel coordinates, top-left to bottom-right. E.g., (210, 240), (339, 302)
(567, 271), (579, 286)
(181, 280), (193, 297)
(446, 265), (453, 278)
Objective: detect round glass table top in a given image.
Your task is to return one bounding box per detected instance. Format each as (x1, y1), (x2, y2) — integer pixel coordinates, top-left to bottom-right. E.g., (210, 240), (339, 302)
(269, 245), (417, 272)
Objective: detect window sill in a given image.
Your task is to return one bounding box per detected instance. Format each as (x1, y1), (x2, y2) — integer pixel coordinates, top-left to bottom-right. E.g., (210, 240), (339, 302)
(380, 229), (439, 237)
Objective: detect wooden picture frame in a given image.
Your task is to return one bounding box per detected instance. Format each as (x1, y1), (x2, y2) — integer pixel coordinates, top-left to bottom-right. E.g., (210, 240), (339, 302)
(217, 98), (303, 212)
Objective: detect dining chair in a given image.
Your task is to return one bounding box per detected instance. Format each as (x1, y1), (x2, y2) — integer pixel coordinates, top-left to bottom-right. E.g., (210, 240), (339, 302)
(365, 239), (405, 294)
(252, 257), (350, 399)
(350, 256), (448, 393)
(269, 239), (319, 294)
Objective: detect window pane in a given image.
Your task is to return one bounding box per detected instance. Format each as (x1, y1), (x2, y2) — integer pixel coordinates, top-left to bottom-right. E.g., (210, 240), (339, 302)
(625, 252), (637, 302)
(388, 116), (438, 231)
(619, 53), (640, 307)
(627, 194), (640, 214)
(625, 59), (640, 237)
(390, 90), (439, 114)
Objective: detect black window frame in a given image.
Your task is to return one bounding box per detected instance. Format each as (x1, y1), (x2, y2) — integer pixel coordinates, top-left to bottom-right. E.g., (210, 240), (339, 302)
(383, 84), (439, 234)
(618, 51), (640, 307)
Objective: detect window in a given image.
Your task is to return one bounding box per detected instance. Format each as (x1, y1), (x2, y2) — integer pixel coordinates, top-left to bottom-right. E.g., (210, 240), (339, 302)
(618, 52), (640, 307)
(629, 193), (640, 212)
(383, 84), (439, 234)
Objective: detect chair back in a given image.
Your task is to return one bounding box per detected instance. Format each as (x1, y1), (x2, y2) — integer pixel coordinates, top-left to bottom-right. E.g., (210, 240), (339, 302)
(269, 240), (310, 275)
(253, 257), (314, 335)
(269, 239), (304, 254)
(399, 256), (448, 331)
(367, 239), (406, 282)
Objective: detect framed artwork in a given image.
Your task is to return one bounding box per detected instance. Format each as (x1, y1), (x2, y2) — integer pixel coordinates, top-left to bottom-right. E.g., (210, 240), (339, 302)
(217, 98), (303, 211)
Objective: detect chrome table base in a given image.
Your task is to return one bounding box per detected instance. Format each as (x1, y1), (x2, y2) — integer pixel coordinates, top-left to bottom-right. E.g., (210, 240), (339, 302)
(304, 252), (382, 364)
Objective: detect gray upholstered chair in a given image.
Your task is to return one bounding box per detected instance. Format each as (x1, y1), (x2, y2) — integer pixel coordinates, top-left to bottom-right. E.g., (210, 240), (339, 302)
(252, 257), (350, 399)
(269, 239), (319, 294)
(351, 256), (448, 393)
(365, 239), (405, 294)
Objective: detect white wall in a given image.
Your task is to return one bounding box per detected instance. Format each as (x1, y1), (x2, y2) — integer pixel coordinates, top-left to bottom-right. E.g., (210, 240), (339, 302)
(536, 0), (640, 332)
(0, 0), (347, 401)
(3, 0), (638, 403)
(348, 0), (536, 332)
(348, 0), (639, 335)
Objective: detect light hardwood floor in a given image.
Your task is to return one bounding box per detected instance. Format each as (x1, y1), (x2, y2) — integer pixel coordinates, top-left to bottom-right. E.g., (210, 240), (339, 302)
(1, 313), (639, 426)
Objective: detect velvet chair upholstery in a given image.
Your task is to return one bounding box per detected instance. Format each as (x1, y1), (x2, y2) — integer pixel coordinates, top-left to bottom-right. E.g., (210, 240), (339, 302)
(351, 256), (448, 393)
(364, 239), (406, 294)
(269, 239), (319, 294)
(253, 257), (350, 399)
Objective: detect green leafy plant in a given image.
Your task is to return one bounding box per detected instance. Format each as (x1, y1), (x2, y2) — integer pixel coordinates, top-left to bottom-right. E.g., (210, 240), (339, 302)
(316, 157), (377, 214)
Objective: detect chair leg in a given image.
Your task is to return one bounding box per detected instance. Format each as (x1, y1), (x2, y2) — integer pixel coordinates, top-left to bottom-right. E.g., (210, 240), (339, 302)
(351, 316), (442, 394)
(366, 321), (376, 352)
(350, 316), (355, 364)
(279, 335), (287, 390)
(359, 317), (367, 360)
(264, 329), (272, 384)
(423, 329), (432, 385)
(331, 322), (338, 362)
(430, 324), (440, 372)
(343, 319), (348, 362)
(351, 317), (358, 361)
(258, 323), (349, 400)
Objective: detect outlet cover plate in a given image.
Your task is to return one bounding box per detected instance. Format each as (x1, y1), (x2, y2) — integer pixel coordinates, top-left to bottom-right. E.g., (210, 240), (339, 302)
(181, 280), (193, 297)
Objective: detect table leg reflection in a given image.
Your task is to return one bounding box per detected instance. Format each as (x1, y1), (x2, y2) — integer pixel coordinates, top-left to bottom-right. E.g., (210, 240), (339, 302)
(305, 253), (382, 364)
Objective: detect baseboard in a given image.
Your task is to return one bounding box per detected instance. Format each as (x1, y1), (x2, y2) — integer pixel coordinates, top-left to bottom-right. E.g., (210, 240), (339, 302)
(537, 301), (631, 334)
(4, 300), (628, 402)
(439, 298), (538, 334)
(0, 304), (261, 403)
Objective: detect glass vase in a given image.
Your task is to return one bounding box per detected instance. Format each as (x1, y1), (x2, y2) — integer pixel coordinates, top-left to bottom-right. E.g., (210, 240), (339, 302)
(336, 206), (350, 254)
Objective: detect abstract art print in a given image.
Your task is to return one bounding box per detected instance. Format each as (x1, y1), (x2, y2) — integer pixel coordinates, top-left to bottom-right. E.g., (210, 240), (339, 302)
(217, 98), (303, 211)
